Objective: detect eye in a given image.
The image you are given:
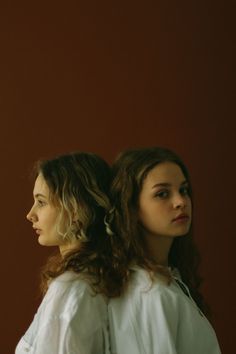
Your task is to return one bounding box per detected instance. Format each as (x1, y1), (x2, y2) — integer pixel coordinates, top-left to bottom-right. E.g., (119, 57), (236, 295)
(180, 186), (190, 196)
(36, 199), (46, 207)
(154, 189), (169, 199)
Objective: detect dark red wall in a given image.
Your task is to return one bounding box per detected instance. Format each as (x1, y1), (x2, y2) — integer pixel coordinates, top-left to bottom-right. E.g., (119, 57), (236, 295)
(0, 1), (234, 353)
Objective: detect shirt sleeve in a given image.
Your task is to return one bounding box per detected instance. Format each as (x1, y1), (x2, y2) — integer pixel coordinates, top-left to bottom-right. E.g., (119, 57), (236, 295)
(16, 278), (109, 354)
(33, 312), (106, 354)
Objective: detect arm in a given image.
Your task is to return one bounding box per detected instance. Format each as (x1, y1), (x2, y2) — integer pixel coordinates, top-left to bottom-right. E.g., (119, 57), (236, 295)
(35, 292), (108, 354)
(33, 313), (107, 354)
(16, 279), (109, 354)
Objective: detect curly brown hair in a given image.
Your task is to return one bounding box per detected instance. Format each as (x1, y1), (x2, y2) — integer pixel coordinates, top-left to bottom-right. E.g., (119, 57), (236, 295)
(33, 152), (124, 298)
(110, 147), (208, 314)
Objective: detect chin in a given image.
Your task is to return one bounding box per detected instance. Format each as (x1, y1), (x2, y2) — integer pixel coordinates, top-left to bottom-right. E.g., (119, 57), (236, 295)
(38, 236), (56, 247)
(38, 239), (49, 246)
(175, 228), (190, 237)
(172, 226), (191, 237)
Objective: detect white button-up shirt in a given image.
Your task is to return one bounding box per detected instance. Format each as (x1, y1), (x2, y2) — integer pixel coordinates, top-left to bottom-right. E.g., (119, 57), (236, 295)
(15, 271), (110, 354)
(108, 267), (221, 354)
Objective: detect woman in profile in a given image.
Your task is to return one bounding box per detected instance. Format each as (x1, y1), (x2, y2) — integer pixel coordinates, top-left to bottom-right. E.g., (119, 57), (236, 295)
(16, 151), (121, 354)
(108, 146), (221, 354)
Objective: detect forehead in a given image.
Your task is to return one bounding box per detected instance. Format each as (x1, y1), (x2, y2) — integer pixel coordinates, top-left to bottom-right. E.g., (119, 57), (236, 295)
(33, 174), (50, 196)
(143, 162), (186, 186)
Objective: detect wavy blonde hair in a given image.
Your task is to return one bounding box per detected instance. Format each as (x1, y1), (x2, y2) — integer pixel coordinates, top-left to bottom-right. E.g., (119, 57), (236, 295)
(34, 152), (125, 297)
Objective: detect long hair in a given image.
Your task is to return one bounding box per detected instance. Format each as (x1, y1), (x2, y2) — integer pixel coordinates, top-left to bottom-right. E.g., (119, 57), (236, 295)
(110, 147), (208, 313)
(34, 152), (123, 297)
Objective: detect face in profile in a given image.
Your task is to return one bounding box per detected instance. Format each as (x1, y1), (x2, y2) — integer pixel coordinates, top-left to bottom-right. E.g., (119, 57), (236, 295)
(138, 162), (192, 240)
(26, 174), (65, 248)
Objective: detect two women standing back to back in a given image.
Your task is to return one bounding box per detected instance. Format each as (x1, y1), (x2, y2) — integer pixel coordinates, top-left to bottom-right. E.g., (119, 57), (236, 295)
(16, 147), (221, 354)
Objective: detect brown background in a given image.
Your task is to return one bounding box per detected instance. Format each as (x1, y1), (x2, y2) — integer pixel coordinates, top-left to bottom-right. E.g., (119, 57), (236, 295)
(0, 1), (235, 353)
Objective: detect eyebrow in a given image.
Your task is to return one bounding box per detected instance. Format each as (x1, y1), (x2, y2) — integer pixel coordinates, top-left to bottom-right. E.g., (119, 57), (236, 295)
(34, 193), (47, 198)
(152, 180), (188, 189)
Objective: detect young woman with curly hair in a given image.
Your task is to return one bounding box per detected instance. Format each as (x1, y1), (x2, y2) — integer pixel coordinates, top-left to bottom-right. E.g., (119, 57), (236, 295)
(15, 151), (122, 354)
(108, 147), (221, 354)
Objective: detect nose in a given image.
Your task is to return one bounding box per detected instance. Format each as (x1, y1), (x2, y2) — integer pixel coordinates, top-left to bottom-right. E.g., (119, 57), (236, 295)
(26, 207), (37, 222)
(173, 193), (186, 209)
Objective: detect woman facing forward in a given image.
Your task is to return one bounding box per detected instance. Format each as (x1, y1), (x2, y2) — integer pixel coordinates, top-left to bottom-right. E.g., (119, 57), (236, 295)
(16, 152), (121, 354)
(108, 147), (221, 354)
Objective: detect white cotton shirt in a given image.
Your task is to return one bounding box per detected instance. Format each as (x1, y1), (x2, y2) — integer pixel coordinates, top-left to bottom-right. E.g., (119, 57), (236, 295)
(108, 267), (221, 354)
(15, 271), (110, 354)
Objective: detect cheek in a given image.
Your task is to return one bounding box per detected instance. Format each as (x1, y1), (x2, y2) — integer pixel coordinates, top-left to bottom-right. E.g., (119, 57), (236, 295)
(43, 214), (59, 230)
(139, 204), (162, 225)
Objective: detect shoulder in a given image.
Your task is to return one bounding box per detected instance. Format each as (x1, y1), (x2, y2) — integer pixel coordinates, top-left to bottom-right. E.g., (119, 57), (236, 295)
(110, 268), (180, 314)
(129, 267), (177, 300)
(17, 272), (109, 354)
(49, 271), (95, 294)
(43, 271), (107, 318)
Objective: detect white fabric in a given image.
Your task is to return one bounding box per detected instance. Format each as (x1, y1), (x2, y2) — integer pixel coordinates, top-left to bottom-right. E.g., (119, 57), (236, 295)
(15, 271), (110, 354)
(108, 268), (221, 354)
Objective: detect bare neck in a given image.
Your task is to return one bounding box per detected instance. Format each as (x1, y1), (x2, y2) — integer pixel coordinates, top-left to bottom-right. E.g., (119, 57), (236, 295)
(144, 234), (174, 266)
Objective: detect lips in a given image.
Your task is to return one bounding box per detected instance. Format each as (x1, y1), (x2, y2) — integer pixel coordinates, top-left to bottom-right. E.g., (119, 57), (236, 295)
(33, 227), (42, 234)
(172, 214), (189, 222)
